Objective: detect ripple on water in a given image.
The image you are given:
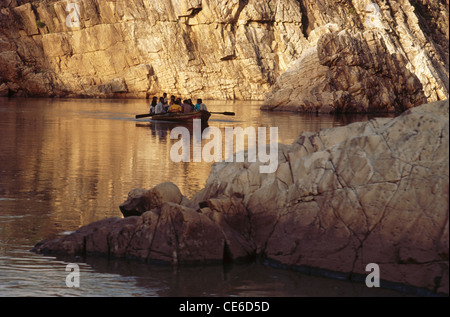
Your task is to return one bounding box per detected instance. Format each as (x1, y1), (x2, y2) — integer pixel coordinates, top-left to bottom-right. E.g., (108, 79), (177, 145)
(0, 247), (161, 297)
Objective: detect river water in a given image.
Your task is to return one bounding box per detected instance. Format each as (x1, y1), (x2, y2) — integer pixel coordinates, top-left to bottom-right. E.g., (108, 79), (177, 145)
(0, 97), (411, 297)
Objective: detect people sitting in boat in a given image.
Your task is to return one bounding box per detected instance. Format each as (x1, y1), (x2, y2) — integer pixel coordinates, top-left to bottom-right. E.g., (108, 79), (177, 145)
(149, 96), (158, 114)
(194, 98), (207, 111)
(168, 99), (183, 113)
(155, 97), (166, 114)
(183, 99), (193, 113)
(164, 95), (174, 112)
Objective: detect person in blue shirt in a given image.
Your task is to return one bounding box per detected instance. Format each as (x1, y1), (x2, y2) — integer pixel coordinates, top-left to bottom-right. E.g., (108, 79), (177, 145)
(194, 98), (207, 111)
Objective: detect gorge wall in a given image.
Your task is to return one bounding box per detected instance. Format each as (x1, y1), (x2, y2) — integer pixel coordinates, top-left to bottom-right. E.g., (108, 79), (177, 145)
(261, 0), (449, 112)
(0, 0), (448, 111)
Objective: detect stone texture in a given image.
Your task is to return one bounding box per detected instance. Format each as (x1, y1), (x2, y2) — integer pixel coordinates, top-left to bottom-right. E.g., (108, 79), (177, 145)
(0, 0), (448, 108)
(119, 182), (183, 217)
(263, 29), (428, 113)
(33, 99), (449, 294)
(261, 0), (449, 112)
(0, 0), (304, 99)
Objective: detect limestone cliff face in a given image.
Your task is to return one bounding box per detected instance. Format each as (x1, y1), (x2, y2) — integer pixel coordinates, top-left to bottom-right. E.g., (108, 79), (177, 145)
(262, 0), (449, 112)
(0, 0), (449, 110)
(0, 0), (307, 99)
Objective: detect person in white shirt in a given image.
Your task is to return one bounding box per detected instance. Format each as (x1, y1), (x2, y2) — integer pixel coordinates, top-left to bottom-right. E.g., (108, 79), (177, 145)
(155, 97), (166, 114)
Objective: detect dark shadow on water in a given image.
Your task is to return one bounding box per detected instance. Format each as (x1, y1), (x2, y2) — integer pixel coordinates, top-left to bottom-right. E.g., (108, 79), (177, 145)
(52, 254), (426, 297)
(331, 112), (396, 126)
(136, 120), (210, 140)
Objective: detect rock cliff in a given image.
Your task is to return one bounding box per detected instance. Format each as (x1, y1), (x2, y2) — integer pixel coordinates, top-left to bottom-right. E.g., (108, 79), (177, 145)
(33, 99), (449, 295)
(0, 0), (308, 99)
(261, 0), (449, 112)
(0, 0), (448, 110)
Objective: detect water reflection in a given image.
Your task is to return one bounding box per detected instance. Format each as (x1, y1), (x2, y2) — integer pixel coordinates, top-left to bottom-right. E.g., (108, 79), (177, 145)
(136, 120), (210, 139)
(44, 254), (411, 297)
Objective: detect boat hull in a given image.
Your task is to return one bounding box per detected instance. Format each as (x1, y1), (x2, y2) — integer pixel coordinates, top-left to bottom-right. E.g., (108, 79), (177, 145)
(150, 110), (211, 123)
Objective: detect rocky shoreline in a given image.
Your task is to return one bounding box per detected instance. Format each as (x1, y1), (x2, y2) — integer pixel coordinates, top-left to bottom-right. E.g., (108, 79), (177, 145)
(32, 99), (449, 295)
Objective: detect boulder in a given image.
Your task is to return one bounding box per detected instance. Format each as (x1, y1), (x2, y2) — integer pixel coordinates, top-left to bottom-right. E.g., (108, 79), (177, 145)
(127, 203), (225, 264)
(119, 182), (183, 217)
(33, 202), (225, 265)
(32, 217), (140, 257)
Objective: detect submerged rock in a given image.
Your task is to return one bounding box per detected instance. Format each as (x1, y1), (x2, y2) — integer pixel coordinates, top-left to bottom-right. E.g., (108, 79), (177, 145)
(33, 100), (449, 295)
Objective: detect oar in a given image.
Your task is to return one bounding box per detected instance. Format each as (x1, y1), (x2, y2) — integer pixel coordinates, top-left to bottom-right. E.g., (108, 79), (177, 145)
(209, 111), (235, 116)
(135, 113), (154, 119)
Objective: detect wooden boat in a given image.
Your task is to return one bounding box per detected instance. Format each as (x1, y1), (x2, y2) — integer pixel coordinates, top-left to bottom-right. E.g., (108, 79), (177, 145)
(135, 110), (234, 121)
(144, 110), (211, 123)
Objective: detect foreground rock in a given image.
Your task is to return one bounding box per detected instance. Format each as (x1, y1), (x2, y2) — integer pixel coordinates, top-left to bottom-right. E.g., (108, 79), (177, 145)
(119, 182), (184, 217)
(33, 100), (449, 295)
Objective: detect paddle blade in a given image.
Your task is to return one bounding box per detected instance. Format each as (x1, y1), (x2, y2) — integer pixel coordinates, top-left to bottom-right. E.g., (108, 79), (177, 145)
(135, 113), (153, 118)
(210, 111), (235, 116)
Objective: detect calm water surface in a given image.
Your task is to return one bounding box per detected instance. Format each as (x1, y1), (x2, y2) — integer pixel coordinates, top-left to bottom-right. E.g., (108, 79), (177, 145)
(0, 98), (407, 297)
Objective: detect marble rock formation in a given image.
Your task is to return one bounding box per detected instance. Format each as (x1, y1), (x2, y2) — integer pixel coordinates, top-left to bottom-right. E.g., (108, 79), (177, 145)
(261, 1), (449, 112)
(0, 0), (448, 111)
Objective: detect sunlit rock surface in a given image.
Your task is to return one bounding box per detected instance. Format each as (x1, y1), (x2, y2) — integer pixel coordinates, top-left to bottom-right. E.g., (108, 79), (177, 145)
(0, 0), (448, 110)
(33, 99), (449, 295)
(261, 0), (449, 112)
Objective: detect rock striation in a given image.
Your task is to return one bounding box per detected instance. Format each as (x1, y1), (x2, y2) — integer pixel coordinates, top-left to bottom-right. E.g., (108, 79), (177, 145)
(1, 0), (448, 109)
(261, 0), (449, 112)
(33, 99), (450, 295)
(0, 0), (307, 99)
